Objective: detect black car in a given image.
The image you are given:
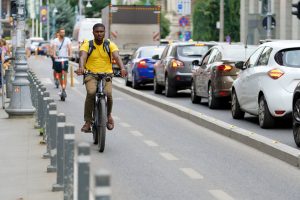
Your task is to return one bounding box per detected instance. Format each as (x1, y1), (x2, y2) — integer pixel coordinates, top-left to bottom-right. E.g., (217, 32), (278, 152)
(292, 84), (300, 147)
(153, 41), (216, 97)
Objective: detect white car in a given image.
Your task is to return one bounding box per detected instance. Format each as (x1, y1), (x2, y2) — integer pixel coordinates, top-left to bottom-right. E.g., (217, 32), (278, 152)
(231, 40), (300, 128)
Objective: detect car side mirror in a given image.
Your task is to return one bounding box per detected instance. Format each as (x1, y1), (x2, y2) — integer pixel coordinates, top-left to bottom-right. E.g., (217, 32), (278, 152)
(152, 54), (160, 60)
(235, 61), (245, 70)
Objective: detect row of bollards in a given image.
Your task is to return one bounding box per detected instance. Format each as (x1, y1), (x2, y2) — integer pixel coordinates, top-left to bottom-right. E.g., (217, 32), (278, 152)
(28, 70), (112, 200)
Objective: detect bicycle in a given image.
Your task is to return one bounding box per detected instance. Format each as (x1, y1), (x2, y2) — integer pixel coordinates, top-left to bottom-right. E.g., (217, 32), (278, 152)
(54, 57), (69, 101)
(85, 71), (112, 153)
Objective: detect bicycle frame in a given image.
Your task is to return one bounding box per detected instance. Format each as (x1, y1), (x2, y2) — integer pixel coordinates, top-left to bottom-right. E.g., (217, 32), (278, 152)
(88, 72), (111, 152)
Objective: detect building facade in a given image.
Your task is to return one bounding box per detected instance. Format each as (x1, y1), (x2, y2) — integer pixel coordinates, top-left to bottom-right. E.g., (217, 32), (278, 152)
(240, 0), (300, 44)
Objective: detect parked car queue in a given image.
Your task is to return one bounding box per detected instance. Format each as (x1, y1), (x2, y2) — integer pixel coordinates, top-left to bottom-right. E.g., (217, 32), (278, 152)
(123, 40), (300, 148)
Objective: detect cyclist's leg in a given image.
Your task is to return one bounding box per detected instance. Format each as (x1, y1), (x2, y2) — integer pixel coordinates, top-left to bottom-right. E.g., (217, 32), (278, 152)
(104, 80), (114, 130)
(53, 60), (62, 86)
(81, 75), (97, 132)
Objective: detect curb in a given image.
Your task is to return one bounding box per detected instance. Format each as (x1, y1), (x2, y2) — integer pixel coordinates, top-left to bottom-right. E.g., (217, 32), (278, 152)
(112, 81), (300, 168)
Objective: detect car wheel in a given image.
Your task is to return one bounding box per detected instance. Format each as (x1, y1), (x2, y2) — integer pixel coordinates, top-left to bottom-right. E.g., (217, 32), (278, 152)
(231, 90), (245, 119)
(132, 73), (139, 89)
(153, 75), (163, 94)
(208, 84), (219, 109)
(165, 76), (176, 97)
(293, 98), (300, 147)
(258, 95), (275, 128)
(191, 80), (201, 104)
(125, 74), (131, 87)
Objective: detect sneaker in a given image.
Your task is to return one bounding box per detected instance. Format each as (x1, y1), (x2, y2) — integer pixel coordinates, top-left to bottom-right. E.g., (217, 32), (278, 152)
(81, 122), (91, 133)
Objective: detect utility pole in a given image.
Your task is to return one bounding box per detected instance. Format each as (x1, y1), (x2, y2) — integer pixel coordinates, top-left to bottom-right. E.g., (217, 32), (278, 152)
(40, 0), (42, 38)
(219, 0), (224, 42)
(266, 0), (272, 39)
(5, 0), (35, 117)
(47, 0), (49, 40)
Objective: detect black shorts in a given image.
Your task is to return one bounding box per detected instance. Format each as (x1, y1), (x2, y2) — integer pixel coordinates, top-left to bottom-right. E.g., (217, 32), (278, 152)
(53, 60), (69, 73)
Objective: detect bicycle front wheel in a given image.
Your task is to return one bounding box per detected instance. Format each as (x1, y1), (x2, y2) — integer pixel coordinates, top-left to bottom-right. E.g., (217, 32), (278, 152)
(97, 98), (107, 152)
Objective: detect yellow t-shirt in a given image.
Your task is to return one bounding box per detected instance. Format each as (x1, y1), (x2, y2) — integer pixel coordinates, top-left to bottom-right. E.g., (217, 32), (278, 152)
(80, 39), (119, 73)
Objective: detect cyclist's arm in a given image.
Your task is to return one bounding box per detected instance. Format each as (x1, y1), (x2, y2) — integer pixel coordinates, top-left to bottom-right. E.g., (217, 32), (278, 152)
(78, 50), (88, 74)
(112, 51), (125, 70)
(68, 42), (72, 58)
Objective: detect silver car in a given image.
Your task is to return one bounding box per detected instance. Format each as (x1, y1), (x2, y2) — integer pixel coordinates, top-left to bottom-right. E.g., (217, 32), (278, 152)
(232, 40), (300, 128)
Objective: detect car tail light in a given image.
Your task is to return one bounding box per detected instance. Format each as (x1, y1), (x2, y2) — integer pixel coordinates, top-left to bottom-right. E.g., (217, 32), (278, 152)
(137, 60), (147, 68)
(275, 110), (285, 115)
(218, 91), (228, 96)
(268, 69), (284, 79)
(171, 59), (184, 68)
(217, 65), (232, 71)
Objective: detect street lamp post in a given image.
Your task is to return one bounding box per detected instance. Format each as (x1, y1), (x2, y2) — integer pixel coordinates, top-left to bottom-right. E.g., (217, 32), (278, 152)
(52, 6), (58, 37)
(5, 0), (35, 117)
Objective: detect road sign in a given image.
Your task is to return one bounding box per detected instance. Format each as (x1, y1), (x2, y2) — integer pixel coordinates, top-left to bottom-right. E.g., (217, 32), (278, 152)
(262, 16), (276, 30)
(177, 1), (183, 14)
(184, 31), (191, 41)
(179, 16), (189, 27)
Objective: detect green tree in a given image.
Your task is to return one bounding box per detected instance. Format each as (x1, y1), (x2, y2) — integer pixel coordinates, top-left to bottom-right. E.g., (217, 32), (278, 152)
(193, 0), (240, 42)
(161, 12), (170, 39)
(55, 0), (75, 36)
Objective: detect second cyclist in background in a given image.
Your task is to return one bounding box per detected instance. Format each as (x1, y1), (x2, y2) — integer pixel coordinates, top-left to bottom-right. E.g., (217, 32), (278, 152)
(52, 28), (72, 98)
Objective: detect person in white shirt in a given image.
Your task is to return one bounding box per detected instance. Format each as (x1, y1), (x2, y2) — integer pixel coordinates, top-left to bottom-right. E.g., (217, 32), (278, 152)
(52, 28), (72, 94)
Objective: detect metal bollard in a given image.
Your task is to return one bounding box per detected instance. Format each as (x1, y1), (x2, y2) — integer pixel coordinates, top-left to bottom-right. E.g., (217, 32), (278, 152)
(77, 143), (90, 200)
(5, 68), (13, 98)
(47, 103), (58, 172)
(41, 91), (50, 131)
(52, 113), (66, 192)
(42, 102), (56, 158)
(43, 98), (54, 142)
(34, 81), (42, 129)
(63, 123), (75, 200)
(37, 85), (46, 130)
(94, 170), (111, 200)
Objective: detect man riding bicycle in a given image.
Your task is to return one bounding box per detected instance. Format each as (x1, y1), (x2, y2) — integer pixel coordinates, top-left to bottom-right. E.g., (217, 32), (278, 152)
(52, 28), (72, 95)
(77, 23), (126, 132)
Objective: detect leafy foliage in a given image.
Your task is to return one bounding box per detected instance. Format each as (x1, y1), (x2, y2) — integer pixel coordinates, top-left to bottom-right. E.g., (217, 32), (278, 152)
(54, 0), (75, 36)
(193, 0), (240, 42)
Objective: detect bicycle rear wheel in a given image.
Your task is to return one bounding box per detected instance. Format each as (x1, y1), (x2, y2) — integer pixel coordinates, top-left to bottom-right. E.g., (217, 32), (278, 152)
(97, 98), (107, 152)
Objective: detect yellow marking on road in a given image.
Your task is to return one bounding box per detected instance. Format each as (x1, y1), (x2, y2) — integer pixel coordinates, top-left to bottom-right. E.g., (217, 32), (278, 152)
(209, 190), (235, 200)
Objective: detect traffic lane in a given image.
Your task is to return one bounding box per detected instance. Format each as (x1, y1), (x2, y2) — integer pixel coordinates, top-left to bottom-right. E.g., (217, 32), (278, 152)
(115, 79), (295, 148)
(29, 57), (300, 200)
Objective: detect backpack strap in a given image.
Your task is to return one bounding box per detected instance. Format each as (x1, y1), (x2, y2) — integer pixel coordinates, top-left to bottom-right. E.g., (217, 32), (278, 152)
(103, 39), (112, 63)
(86, 39), (111, 63)
(87, 40), (95, 61)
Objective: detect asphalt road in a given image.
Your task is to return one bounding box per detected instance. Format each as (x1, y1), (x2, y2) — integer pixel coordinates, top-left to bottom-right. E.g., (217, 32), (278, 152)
(113, 78), (296, 148)
(29, 56), (300, 200)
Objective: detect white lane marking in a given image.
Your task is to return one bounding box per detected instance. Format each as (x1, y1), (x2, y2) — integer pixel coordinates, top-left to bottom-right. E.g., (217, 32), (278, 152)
(144, 140), (159, 147)
(180, 168), (203, 179)
(209, 190), (235, 200)
(114, 116), (120, 120)
(40, 78), (53, 85)
(160, 152), (179, 161)
(130, 130), (143, 137)
(119, 122), (131, 127)
(71, 87), (86, 98)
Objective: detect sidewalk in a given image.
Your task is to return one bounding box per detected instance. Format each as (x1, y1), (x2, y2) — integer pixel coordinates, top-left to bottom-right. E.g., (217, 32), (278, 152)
(0, 106), (63, 200)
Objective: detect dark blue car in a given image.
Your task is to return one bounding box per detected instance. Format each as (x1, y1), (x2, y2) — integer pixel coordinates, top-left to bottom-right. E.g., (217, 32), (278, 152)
(125, 45), (165, 89)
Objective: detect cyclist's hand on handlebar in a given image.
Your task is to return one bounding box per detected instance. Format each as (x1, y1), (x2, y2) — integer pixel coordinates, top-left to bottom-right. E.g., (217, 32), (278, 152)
(120, 68), (127, 78)
(75, 67), (84, 75)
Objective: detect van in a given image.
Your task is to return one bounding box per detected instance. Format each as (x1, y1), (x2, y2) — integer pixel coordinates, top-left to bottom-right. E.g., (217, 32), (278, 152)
(72, 18), (102, 62)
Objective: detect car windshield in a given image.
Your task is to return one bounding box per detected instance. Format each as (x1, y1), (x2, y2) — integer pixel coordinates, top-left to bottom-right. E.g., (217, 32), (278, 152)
(140, 47), (164, 58)
(222, 46), (257, 61)
(177, 45), (209, 57)
(275, 49), (300, 68)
